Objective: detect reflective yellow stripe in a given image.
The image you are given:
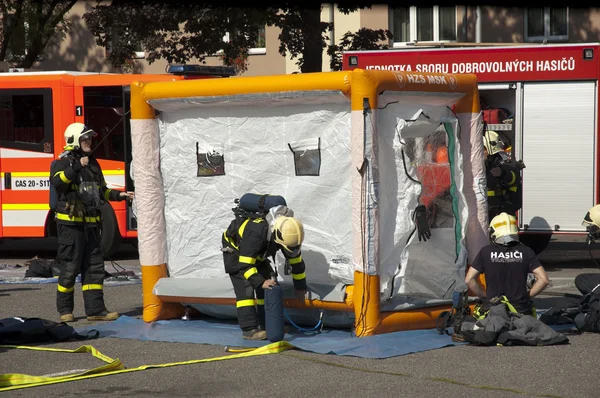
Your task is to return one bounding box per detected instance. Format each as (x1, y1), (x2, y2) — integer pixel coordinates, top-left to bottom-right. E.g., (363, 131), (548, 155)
(492, 220), (517, 228)
(1, 171), (50, 177)
(104, 189), (112, 201)
(57, 284), (74, 293)
(57, 171), (71, 184)
(256, 299), (264, 305)
(257, 255), (264, 261)
(288, 256), (302, 264)
(508, 186), (517, 192)
(239, 256), (256, 265)
(238, 219), (250, 238)
(82, 284), (103, 291)
(2, 204), (49, 210)
(55, 213), (101, 223)
(223, 232), (239, 250)
(487, 190), (500, 196)
(508, 171), (516, 185)
(102, 170), (125, 175)
(236, 299), (256, 308)
(243, 267), (258, 279)
(292, 272), (306, 280)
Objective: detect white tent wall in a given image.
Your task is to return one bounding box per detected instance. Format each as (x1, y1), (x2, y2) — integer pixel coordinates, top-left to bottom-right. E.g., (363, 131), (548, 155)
(153, 93), (355, 287)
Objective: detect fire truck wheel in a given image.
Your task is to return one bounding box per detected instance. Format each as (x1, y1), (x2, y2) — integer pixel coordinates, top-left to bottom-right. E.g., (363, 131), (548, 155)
(100, 203), (121, 258)
(519, 233), (552, 255)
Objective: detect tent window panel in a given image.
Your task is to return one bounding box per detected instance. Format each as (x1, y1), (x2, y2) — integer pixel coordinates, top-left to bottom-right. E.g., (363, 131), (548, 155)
(404, 128), (454, 229)
(196, 142), (225, 177)
(288, 137), (321, 176)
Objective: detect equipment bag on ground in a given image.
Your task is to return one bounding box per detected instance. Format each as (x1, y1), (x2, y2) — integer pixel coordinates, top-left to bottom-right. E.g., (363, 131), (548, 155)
(0, 317), (98, 345)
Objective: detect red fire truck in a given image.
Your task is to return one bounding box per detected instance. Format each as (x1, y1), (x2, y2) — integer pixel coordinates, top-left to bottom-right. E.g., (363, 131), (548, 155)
(0, 65), (235, 256)
(343, 43), (600, 253)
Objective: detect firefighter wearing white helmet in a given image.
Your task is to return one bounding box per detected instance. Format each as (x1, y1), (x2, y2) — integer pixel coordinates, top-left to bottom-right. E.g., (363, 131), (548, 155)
(221, 205), (307, 340)
(483, 130), (524, 221)
(465, 212), (549, 317)
(574, 205), (600, 297)
(50, 122), (134, 323)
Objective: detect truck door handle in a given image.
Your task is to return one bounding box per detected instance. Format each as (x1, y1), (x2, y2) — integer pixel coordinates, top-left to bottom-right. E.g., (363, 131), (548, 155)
(4, 172), (11, 189)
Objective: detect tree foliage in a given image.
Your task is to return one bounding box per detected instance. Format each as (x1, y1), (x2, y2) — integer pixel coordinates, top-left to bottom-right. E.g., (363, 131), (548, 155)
(83, 2), (391, 74)
(83, 1), (267, 72)
(0, 0), (77, 68)
(327, 28), (393, 71)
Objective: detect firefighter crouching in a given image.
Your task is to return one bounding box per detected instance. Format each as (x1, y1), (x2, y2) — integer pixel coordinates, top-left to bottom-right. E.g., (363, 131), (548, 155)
(484, 130), (525, 221)
(222, 207), (307, 340)
(50, 123), (134, 323)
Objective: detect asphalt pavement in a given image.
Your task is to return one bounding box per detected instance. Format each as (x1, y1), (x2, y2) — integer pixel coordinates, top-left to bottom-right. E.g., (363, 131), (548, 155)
(1, 236), (599, 397)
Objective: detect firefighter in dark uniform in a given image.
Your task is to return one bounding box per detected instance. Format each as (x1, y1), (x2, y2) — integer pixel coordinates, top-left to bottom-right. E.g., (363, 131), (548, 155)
(222, 212), (307, 340)
(465, 212), (549, 316)
(50, 123), (134, 323)
(483, 130), (524, 221)
(575, 205), (600, 296)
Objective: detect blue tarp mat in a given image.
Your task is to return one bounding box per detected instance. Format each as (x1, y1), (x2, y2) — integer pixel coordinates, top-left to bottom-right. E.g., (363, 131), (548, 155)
(77, 315), (468, 359)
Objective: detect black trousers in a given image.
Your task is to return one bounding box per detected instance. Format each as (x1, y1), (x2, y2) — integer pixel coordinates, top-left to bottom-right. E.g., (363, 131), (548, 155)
(56, 223), (106, 316)
(223, 250), (273, 330)
(575, 273), (600, 296)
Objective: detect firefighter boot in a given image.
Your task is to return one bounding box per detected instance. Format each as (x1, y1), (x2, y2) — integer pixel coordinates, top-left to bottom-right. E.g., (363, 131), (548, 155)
(87, 310), (120, 321)
(242, 328), (267, 340)
(60, 314), (75, 323)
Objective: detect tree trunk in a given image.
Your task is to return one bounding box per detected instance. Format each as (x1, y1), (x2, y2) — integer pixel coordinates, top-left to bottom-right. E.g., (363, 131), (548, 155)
(299, 7), (323, 73)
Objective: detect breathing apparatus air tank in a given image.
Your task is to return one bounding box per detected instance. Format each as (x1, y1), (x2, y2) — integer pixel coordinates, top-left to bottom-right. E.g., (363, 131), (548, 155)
(264, 281), (285, 342)
(238, 193), (287, 214)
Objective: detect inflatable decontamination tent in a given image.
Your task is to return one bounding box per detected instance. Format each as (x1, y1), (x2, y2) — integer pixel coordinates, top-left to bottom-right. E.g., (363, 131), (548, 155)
(130, 69), (488, 337)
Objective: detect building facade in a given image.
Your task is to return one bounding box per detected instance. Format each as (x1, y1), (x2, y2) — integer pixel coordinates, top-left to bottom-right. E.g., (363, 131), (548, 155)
(28, 4), (600, 76)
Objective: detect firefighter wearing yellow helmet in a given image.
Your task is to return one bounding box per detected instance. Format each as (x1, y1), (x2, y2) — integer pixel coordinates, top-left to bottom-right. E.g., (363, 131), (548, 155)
(574, 205), (600, 297)
(483, 130), (524, 221)
(50, 123), (134, 323)
(221, 204), (307, 341)
(465, 212), (549, 317)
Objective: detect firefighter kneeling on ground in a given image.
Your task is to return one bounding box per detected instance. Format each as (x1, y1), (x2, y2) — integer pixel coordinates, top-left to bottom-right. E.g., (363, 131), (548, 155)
(221, 206), (307, 340)
(465, 212), (550, 318)
(483, 130), (524, 221)
(50, 123), (134, 323)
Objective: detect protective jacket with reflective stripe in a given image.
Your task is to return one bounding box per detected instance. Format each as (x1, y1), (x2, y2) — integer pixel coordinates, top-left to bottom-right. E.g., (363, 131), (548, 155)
(50, 150), (123, 226)
(486, 154), (522, 214)
(222, 217), (307, 290)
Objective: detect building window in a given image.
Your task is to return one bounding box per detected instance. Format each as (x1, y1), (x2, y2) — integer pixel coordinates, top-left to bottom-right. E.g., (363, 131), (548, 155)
(525, 7), (568, 42)
(2, 14), (28, 61)
(223, 25), (266, 55)
(390, 6), (456, 45)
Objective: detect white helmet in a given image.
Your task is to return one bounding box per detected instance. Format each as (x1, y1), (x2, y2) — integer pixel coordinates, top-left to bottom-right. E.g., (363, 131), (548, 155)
(582, 204), (600, 240)
(483, 130), (507, 156)
(273, 216), (304, 256)
(489, 212), (519, 245)
(64, 123), (97, 150)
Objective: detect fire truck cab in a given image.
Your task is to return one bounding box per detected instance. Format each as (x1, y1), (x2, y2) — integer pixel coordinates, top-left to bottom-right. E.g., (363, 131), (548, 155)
(0, 65), (235, 256)
(343, 43), (600, 253)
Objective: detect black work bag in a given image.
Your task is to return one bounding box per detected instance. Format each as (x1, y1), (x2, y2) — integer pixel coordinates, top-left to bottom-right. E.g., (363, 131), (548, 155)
(0, 317), (97, 345)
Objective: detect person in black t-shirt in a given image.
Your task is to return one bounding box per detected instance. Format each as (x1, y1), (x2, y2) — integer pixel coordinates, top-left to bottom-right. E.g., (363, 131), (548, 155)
(465, 212), (549, 315)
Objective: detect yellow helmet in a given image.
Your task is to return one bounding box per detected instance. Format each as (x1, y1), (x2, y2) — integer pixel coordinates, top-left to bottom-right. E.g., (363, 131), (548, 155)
(489, 212), (519, 245)
(273, 216), (304, 255)
(582, 204), (600, 240)
(483, 130), (507, 156)
(64, 122), (97, 150)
